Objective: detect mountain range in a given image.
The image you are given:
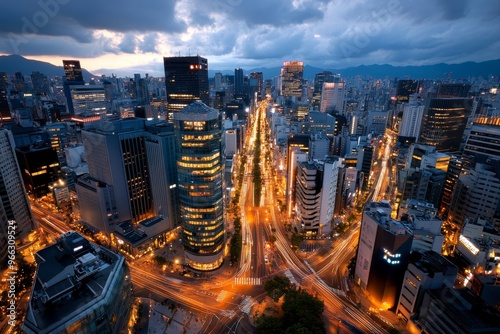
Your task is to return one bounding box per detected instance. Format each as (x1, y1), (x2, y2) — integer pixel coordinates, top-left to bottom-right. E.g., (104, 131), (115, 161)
(0, 54), (94, 80)
(1, 54), (499, 80)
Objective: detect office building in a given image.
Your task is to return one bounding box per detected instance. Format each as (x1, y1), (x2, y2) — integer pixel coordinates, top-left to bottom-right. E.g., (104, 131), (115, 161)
(281, 61), (304, 101)
(396, 251), (458, 323)
(234, 68), (244, 96)
(398, 199), (444, 253)
(416, 286), (500, 334)
(69, 85), (106, 115)
(62, 60), (85, 115)
(163, 56), (209, 120)
(309, 133), (330, 160)
(448, 159), (500, 228)
(462, 121), (500, 171)
(79, 118), (178, 255)
(418, 97), (473, 152)
(399, 94), (424, 139)
(312, 71), (335, 108)
(22, 232), (133, 334)
(320, 81), (345, 114)
(30, 71), (50, 96)
(395, 80), (419, 104)
(249, 72), (263, 99)
(174, 101), (225, 271)
(355, 201), (413, 309)
(0, 128), (36, 268)
(437, 83), (471, 98)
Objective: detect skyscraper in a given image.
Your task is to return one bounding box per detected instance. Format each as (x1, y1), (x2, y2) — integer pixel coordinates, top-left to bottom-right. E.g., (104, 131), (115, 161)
(320, 81), (345, 114)
(281, 61), (304, 102)
(174, 101), (225, 271)
(163, 56), (209, 120)
(62, 60), (85, 115)
(234, 68), (244, 96)
(418, 98), (473, 152)
(63, 60), (84, 82)
(0, 128), (36, 265)
(399, 94), (424, 140)
(355, 201), (413, 309)
(312, 71), (334, 108)
(395, 80), (419, 104)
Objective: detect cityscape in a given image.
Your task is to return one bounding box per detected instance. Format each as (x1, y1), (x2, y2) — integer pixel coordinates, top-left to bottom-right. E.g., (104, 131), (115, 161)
(1, 1), (500, 334)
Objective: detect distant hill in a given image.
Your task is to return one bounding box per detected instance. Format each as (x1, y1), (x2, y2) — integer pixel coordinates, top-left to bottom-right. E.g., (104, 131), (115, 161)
(210, 59), (500, 80)
(0, 54), (95, 80)
(3, 54), (499, 81)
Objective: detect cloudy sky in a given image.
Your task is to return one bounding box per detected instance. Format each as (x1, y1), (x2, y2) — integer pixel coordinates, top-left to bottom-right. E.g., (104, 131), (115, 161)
(0, 0), (499, 76)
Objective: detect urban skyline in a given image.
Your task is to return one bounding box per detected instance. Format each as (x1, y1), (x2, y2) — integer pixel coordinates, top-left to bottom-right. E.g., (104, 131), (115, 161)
(1, 3), (500, 333)
(0, 1), (499, 75)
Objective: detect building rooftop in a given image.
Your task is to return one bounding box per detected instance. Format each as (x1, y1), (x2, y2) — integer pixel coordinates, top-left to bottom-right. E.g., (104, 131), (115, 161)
(174, 101), (218, 121)
(410, 251), (458, 276)
(23, 232), (124, 333)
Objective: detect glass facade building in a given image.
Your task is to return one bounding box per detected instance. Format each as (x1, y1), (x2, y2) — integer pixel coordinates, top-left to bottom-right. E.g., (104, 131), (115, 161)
(174, 101), (225, 271)
(163, 56), (209, 121)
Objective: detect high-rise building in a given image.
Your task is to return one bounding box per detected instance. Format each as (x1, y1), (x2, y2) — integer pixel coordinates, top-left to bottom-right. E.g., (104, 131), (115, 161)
(234, 68), (244, 96)
(437, 83), (471, 98)
(395, 80), (419, 104)
(22, 232), (133, 334)
(355, 201), (413, 309)
(418, 98), (473, 152)
(281, 61), (304, 101)
(320, 81), (345, 114)
(14, 72), (25, 93)
(63, 60), (85, 115)
(69, 85), (106, 115)
(398, 199), (444, 253)
(399, 94), (424, 139)
(174, 101), (225, 271)
(462, 120), (500, 171)
(249, 72), (263, 99)
(63, 60), (84, 82)
(163, 56), (209, 120)
(448, 159), (500, 227)
(312, 71), (334, 108)
(30, 71), (50, 96)
(295, 161), (322, 235)
(396, 251), (458, 324)
(0, 128), (36, 258)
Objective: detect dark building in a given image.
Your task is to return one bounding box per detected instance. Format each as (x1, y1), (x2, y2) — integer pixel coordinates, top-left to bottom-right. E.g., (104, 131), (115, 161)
(234, 68), (244, 96)
(22, 232), (133, 334)
(249, 72), (263, 99)
(62, 60), (85, 115)
(360, 145), (374, 190)
(14, 72), (26, 93)
(437, 83), (471, 98)
(395, 80), (419, 104)
(31, 71), (50, 96)
(163, 56), (209, 120)
(16, 145), (60, 198)
(63, 60), (84, 82)
(418, 98), (473, 152)
(355, 201), (413, 309)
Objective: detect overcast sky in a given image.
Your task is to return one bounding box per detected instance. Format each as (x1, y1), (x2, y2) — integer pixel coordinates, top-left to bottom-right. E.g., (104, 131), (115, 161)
(0, 0), (499, 76)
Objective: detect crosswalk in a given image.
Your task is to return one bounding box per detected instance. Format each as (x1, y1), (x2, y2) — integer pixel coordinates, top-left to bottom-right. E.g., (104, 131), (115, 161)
(234, 277), (261, 285)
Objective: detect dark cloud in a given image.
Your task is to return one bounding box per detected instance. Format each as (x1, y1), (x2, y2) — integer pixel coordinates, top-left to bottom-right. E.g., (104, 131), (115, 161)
(0, 0), (185, 36)
(0, 0), (498, 72)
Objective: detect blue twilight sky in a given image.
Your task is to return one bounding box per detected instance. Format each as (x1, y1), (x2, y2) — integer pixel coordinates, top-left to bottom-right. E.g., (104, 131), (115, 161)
(0, 0), (499, 76)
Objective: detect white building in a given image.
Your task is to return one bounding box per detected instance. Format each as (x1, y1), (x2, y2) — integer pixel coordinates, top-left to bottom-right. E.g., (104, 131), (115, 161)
(320, 81), (345, 114)
(399, 94), (424, 139)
